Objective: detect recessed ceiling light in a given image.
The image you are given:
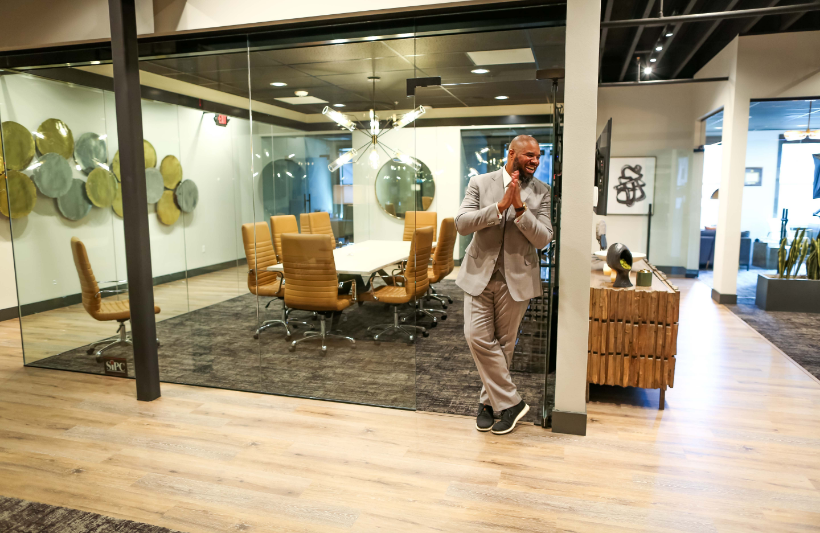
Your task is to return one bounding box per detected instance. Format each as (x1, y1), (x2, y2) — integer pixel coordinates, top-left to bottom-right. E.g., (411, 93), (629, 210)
(365, 36), (379, 41)
(655, 46), (663, 51)
(467, 48), (535, 66)
(649, 58), (657, 63)
(643, 67), (653, 75)
(471, 69), (489, 74)
(665, 32), (673, 37)
(270, 82), (287, 87)
(90, 61), (101, 65)
(495, 95), (509, 100)
(334, 103), (346, 107)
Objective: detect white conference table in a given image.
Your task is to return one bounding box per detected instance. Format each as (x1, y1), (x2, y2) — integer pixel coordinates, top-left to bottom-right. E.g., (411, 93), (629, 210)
(267, 240), (434, 277)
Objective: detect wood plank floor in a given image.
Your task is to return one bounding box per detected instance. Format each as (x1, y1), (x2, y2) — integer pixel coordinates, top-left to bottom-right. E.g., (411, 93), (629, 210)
(1, 279), (819, 532)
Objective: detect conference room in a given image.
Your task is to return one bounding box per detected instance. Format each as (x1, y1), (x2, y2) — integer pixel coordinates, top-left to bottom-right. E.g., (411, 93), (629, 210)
(0, 11), (563, 418)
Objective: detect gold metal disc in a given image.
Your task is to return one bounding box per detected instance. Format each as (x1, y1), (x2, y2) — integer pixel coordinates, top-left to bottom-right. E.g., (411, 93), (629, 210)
(156, 190), (180, 225)
(86, 168), (118, 208)
(0, 121), (35, 171)
(160, 155), (182, 189)
(36, 118), (74, 159)
(0, 170), (37, 219)
(112, 140), (158, 181)
(112, 186), (123, 217)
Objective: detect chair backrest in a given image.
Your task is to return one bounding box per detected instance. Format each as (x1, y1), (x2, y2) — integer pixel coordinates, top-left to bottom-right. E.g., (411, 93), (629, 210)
(403, 211), (437, 242)
(70, 237), (102, 317)
(404, 226), (434, 299)
(300, 211), (335, 244)
(270, 214), (298, 262)
(241, 222), (279, 294)
(431, 217), (456, 278)
(281, 233), (341, 311)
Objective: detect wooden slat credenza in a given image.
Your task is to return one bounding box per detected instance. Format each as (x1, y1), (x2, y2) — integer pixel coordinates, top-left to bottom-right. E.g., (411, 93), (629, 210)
(587, 262), (679, 409)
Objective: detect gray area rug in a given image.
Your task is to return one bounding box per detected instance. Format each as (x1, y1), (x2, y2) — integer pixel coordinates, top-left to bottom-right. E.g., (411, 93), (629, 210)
(30, 280), (548, 422)
(727, 303), (820, 381)
(0, 495), (179, 533)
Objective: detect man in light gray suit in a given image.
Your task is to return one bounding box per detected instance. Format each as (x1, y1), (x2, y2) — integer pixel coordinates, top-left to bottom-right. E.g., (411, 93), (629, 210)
(455, 135), (553, 434)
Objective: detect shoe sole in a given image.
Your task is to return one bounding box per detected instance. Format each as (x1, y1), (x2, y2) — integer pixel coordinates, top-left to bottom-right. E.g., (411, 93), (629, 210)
(491, 403), (529, 435)
(475, 422), (492, 432)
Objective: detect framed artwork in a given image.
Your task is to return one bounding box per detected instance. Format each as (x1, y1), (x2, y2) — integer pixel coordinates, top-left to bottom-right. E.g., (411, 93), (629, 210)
(607, 157), (656, 215)
(745, 167), (762, 186)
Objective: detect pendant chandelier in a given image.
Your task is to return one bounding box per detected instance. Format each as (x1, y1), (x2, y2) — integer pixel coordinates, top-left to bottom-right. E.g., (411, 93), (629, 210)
(324, 76), (425, 172)
(783, 100), (820, 141)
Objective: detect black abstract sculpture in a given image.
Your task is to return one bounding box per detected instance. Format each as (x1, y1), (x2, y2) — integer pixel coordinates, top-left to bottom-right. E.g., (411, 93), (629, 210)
(606, 243), (633, 288)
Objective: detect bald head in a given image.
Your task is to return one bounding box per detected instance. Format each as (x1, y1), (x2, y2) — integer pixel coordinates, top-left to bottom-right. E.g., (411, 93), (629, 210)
(506, 135), (541, 183)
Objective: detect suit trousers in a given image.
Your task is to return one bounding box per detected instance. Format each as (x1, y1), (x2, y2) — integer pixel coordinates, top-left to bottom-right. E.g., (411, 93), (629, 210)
(464, 270), (530, 411)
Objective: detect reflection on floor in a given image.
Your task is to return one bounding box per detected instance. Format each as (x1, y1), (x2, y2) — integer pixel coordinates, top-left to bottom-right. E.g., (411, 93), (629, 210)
(29, 279), (547, 421)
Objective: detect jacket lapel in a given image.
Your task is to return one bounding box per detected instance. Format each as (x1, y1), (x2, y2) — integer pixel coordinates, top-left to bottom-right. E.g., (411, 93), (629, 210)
(519, 179), (533, 206)
(489, 168), (505, 205)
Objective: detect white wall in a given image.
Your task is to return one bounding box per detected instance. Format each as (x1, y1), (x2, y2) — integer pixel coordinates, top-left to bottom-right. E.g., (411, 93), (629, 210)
(741, 130), (781, 243)
(352, 126), (461, 253)
(0, 73), (255, 307)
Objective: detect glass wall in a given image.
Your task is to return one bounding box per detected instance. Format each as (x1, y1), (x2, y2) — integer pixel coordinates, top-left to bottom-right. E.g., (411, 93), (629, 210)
(1, 19), (565, 420)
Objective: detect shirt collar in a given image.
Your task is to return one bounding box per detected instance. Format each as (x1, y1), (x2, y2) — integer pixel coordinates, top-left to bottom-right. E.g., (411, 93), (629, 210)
(502, 167), (512, 188)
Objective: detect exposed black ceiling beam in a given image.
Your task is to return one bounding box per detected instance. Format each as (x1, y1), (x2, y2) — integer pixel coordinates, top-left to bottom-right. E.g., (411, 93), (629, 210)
(654, 0), (698, 67)
(599, 76), (729, 87)
(779, 11), (805, 30)
(601, 2), (820, 28)
(672, 0), (741, 79)
(598, 0), (614, 83)
(619, 0), (657, 82)
(739, 0), (781, 34)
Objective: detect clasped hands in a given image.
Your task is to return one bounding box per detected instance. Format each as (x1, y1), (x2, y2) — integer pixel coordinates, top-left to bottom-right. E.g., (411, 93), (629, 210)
(497, 170), (525, 213)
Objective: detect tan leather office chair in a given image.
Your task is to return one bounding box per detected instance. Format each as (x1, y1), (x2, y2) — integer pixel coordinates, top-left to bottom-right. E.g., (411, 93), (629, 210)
(300, 211), (337, 247)
(402, 211), (437, 242)
(422, 217), (456, 319)
(71, 237), (160, 361)
(363, 226), (434, 343)
(270, 214), (299, 263)
(241, 222), (312, 340)
(281, 233), (355, 354)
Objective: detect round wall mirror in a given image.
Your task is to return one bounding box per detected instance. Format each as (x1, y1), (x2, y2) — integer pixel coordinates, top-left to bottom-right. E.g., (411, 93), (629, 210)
(375, 156), (435, 219)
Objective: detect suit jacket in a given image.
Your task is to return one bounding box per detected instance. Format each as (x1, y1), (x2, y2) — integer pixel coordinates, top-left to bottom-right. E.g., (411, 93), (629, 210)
(455, 169), (553, 302)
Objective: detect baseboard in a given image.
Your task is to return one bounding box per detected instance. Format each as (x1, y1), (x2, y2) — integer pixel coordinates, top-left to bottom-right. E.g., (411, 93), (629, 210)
(685, 269), (699, 278)
(551, 409), (587, 436)
(0, 307), (19, 321)
(13, 258), (247, 318)
(655, 265), (688, 277)
(711, 288), (737, 305)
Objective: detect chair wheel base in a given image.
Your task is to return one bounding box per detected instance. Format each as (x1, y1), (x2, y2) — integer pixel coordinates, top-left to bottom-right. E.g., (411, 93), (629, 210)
(285, 335), (292, 341)
(253, 333), (259, 340)
(87, 347), (95, 355)
(408, 336), (414, 344)
(447, 298), (453, 304)
(320, 347), (327, 355)
(441, 315), (447, 321)
(288, 344), (295, 352)
(422, 332), (429, 338)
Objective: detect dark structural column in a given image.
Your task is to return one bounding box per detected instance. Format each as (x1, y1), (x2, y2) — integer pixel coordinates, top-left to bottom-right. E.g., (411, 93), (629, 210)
(108, 0), (161, 401)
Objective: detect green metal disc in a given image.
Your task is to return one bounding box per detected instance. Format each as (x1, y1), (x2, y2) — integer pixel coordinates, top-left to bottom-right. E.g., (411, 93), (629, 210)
(160, 155), (182, 189)
(86, 168), (118, 208)
(74, 132), (108, 175)
(174, 179), (198, 213)
(36, 118), (74, 159)
(0, 121), (35, 171)
(112, 140), (158, 181)
(57, 178), (92, 221)
(32, 152), (73, 198)
(156, 190), (180, 225)
(0, 170), (37, 219)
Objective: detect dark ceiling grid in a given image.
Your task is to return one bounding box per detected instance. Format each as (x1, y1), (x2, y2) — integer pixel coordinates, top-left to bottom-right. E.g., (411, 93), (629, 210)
(652, 0), (698, 76)
(598, 0), (615, 82)
(619, 0), (657, 81)
(672, 0), (741, 78)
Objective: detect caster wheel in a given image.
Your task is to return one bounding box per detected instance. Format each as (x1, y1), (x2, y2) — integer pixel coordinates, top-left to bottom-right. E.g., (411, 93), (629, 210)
(253, 333), (259, 339)
(422, 331), (429, 337)
(157, 342), (161, 348)
(288, 345), (295, 352)
(87, 347), (95, 355)
(320, 348), (327, 355)
(408, 335), (415, 343)
(285, 335), (292, 341)
(350, 340), (356, 345)
(429, 321), (437, 328)
(441, 315), (447, 321)
(442, 304), (448, 310)
(447, 297), (453, 304)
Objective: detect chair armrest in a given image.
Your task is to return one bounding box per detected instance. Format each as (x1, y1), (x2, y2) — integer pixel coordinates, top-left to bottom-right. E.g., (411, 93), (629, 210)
(95, 288), (128, 298)
(98, 280), (127, 285)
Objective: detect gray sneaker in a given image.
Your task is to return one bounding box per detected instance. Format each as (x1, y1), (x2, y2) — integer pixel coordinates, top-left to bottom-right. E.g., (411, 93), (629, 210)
(475, 403), (494, 432)
(491, 401), (529, 435)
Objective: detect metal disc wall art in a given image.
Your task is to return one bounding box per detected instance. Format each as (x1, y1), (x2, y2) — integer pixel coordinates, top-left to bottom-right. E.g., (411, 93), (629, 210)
(145, 168), (165, 203)
(0, 121), (35, 171)
(32, 152), (73, 198)
(36, 118), (74, 159)
(160, 155), (182, 189)
(0, 170), (37, 219)
(57, 179), (93, 221)
(112, 140), (158, 181)
(112, 186), (123, 217)
(156, 190), (180, 225)
(86, 168), (118, 208)
(74, 133), (108, 175)
(174, 179), (199, 213)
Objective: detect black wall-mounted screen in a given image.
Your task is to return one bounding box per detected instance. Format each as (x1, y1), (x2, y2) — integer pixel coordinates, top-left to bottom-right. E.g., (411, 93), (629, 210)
(594, 118), (612, 215)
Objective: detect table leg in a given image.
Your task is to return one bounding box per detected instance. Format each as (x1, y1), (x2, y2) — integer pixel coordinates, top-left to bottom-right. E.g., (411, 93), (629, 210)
(659, 386), (665, 410)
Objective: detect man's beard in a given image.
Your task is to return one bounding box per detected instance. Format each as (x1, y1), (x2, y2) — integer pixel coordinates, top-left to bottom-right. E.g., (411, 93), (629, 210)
(514, 159), (535, 184)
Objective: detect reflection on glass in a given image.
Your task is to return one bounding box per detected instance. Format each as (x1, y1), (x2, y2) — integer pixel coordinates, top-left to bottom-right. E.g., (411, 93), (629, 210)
(375, 156), (435, 219)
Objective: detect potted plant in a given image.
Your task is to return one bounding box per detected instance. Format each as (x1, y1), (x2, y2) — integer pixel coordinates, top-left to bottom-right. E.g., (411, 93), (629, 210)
(755, 229), (820, 312)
